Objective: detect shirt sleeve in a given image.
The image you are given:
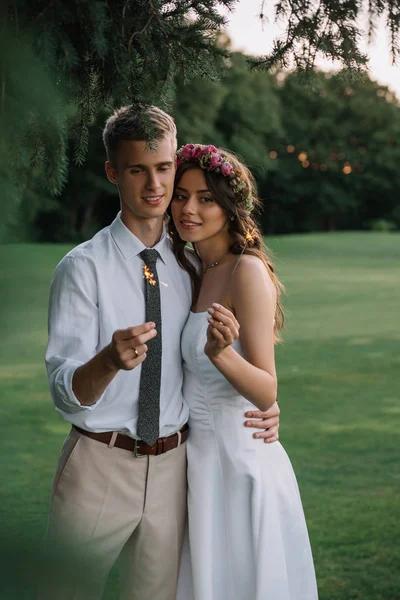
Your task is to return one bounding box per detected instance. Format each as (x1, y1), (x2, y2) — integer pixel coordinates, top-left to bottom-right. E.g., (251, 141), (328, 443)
(45, 254), (104, 414)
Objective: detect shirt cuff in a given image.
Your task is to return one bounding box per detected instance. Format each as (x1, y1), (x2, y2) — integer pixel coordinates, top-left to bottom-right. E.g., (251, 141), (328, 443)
(54, 364), (103, 413)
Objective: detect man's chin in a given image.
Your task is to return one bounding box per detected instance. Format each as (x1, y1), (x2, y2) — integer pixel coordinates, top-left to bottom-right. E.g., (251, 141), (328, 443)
(141, 204), (169, 219)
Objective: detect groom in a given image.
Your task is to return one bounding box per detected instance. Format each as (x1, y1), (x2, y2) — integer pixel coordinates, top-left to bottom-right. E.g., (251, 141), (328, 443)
(40, 104), (280, 600)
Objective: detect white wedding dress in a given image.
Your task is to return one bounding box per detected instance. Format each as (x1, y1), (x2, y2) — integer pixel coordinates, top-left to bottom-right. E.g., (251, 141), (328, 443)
(176, 311), (318, 600)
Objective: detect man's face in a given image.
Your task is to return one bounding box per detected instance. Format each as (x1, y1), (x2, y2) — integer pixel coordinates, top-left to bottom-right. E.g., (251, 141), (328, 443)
(105, 137), (176, 222)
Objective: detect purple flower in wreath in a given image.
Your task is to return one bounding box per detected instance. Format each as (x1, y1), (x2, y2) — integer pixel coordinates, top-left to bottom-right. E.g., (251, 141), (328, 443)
(181, 143), (195, 160)
(210, 153), (223, 168)
(221, 161), (233, 177)
(192, 145), (203, 159)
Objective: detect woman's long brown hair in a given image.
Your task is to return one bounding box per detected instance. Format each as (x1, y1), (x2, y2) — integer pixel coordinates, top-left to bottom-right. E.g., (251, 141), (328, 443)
(167, 149), (285, 341)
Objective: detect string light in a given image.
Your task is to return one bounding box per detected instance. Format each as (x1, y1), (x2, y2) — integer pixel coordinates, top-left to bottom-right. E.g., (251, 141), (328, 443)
(287, 145), (295, 153)
(269, 150), (277, 159)
(302, 160), (310, 168)
(342, 165), (352, 174)
(298, 152), (307, 162)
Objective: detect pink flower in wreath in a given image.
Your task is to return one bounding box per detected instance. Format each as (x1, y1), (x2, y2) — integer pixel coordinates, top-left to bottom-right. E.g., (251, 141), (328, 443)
(210, 153), (223, 168)
(192, 145), (203, 159)
(205, 144), (218, 153)
(221, 161), (233, 176)
(182, 144), (195, 160)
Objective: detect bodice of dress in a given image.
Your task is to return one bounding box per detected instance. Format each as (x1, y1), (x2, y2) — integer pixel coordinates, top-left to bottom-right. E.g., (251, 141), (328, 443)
(181, 311), (256, 428)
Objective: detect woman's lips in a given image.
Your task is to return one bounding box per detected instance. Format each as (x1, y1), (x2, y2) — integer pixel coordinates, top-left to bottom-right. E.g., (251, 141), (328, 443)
(179, 220), (201, 230)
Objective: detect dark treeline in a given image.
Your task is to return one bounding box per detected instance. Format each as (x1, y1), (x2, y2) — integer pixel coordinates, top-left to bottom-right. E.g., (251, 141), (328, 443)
(12, 52), (400, 242)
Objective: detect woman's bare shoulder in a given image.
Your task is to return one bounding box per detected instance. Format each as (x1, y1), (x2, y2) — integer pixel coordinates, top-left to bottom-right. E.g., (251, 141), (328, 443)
(232, 253), (274, 286)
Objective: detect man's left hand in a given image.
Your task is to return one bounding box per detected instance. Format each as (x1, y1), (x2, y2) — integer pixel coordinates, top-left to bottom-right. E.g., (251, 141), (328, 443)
(244, 401), (280, 443)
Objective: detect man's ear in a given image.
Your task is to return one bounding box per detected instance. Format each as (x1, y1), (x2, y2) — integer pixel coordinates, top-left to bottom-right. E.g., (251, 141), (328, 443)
(105, 161), (118, 185)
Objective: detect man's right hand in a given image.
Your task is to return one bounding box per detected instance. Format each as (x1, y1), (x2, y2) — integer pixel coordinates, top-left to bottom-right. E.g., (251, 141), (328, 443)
(107, 322), (157, 371)
(73, 322), (157, 406)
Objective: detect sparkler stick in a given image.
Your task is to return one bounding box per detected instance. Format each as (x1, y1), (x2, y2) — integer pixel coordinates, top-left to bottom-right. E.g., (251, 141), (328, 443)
(229, 228), (256, 279)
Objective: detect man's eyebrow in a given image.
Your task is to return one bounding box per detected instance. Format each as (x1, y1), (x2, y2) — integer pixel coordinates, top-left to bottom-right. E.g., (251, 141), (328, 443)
(125, 161), (174, 170)
(175, 186), (211, 193)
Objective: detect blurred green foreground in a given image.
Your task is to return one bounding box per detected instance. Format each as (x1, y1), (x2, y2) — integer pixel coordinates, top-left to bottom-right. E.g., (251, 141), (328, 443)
(0, 232), (399, 599)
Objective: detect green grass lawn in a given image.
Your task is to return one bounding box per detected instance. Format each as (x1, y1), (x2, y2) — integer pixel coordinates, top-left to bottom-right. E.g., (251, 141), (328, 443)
(1, 232), (399, 599)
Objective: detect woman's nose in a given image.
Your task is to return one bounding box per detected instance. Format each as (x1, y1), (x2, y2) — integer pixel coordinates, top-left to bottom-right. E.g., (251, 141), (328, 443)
(181, 198), (196, 214)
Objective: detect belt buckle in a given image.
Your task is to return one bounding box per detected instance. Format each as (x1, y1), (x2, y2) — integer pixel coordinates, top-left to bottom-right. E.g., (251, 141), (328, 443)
(133, 439), (146, 458)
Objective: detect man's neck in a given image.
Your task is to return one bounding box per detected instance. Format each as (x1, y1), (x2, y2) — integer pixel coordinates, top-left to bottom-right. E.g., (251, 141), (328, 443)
(121, 212), (164, 248)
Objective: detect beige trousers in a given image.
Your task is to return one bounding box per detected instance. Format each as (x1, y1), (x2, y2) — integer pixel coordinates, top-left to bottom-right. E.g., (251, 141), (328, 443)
(38, 427), (188, 600)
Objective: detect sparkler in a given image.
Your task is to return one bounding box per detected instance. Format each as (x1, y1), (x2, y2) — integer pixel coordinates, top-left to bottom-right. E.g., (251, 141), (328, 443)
(142, 265), (157, 286)
(230, 228), (256, 279)
(245, 230), (256, 244)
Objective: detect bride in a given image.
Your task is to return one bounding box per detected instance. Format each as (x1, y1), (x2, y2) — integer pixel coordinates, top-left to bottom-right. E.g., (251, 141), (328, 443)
(169, 144), (318, 600)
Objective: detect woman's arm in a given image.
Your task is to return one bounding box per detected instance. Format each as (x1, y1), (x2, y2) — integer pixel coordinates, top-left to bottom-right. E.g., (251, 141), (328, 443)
(206, 255), (278, 412)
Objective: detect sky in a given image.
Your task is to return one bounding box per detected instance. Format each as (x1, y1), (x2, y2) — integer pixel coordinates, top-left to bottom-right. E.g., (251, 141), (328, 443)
(221, 0), (400, 99)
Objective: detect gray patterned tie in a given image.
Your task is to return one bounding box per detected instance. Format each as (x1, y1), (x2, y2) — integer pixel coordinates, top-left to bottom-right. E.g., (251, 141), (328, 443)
(137, 249), (162, 445)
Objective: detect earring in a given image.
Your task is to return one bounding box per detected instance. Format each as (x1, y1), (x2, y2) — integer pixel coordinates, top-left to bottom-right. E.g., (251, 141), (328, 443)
(230, 216), (235, 221)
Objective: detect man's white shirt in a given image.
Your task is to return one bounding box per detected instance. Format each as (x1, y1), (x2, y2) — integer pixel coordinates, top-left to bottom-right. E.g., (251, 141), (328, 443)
(45, 213), (192, 438)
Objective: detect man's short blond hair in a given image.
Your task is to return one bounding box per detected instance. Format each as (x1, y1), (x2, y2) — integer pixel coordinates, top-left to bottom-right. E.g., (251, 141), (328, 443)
(103, 105), (177, 164)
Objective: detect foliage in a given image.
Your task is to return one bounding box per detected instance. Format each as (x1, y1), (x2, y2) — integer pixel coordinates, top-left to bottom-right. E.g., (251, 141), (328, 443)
(265, 72), (400, 233)
(252, 0), (400, 74)
(0, 0), (233, 239)
(174, 60), (400, 236)
(367, 218), (397, 232)
(16, 52), (400, 241)
(2, 1), (400, 240)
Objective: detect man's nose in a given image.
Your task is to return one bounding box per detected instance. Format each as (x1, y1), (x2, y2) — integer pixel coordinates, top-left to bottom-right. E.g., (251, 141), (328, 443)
(146, 171), (162, 191)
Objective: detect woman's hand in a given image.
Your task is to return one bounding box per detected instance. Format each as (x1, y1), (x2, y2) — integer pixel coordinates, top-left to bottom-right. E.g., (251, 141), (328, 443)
(204, 303), (240, 360)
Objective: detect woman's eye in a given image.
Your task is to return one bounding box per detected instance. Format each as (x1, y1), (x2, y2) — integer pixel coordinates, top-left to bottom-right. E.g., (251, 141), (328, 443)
(200, 196), (214, 203)
(173, 194), (186, 201)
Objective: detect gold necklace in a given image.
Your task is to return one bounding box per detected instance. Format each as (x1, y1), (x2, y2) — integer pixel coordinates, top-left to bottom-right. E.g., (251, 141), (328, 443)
(203, 250), (229, 273)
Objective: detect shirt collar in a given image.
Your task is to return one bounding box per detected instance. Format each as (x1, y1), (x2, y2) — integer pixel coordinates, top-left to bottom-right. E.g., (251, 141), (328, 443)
(110, 212), (169, 264)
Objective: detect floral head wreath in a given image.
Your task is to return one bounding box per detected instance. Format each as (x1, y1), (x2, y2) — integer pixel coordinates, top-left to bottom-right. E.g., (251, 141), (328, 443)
(176, 143), (254, 212)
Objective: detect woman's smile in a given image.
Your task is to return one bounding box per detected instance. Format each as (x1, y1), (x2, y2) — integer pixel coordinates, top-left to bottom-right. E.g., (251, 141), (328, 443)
(179, 219), (202, 231)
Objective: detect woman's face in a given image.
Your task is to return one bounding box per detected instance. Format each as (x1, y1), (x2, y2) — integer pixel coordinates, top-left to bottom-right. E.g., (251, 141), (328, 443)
(171, 168), (230, 244)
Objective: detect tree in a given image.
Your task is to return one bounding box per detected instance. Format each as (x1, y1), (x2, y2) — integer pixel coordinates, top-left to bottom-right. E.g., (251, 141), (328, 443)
(1, 0), (233, 239)
(2, 0), (400, 240)
(265, 71), (400, 233)
(253, 0), (400, 74)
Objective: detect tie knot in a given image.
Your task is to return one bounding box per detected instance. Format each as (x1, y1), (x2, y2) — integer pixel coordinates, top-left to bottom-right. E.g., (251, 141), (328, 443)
(140, 249), (159, 267)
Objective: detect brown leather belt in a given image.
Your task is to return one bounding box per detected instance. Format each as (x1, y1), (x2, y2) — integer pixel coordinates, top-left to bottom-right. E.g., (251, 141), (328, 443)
(73, 423), (189, 457)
